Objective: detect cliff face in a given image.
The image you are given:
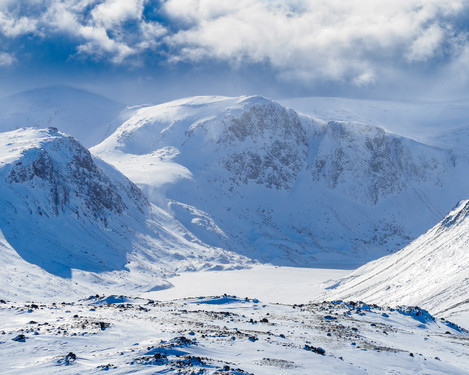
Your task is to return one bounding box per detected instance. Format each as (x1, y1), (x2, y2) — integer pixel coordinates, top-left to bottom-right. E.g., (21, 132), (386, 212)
(310, 121), (451, 204)
(4, 128), (147, 222)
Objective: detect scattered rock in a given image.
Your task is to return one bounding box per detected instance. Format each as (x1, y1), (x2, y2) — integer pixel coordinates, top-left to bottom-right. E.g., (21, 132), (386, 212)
(98, 322), (110, 330)
(12, 334), (26, 342)
(304, 345), (325, 355)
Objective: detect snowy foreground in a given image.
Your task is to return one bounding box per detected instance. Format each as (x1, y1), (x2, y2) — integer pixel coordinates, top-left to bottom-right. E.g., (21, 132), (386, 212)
(1, 267), (468, 374)
(1, 294), (468, 374)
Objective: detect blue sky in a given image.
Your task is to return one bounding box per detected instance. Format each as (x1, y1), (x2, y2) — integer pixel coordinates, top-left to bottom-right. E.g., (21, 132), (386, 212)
(1, 0), (469, 103)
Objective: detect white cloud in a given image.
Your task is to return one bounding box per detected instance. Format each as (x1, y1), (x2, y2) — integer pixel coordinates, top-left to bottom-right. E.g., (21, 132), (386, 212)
(76, 25), (136, 63)
(91, 0), (144, 28)
(39, 0), (153, 64)
(406, 24), (445, 62)
(162, 0), (469, 85)
(0, 11), (38, 37)
(353, 71), (376, 86)
(0, 51), (15, 66)
(137, 21), (168, 49)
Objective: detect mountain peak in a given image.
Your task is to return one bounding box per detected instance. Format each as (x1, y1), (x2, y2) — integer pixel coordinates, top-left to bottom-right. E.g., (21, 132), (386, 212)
(0, 127), (248, 291)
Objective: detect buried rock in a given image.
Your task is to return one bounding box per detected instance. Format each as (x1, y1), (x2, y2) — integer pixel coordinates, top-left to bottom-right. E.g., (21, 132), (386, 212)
(58, 352), (77, 365)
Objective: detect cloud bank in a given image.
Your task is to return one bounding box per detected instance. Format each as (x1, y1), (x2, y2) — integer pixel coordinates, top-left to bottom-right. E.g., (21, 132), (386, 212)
(0, 0), (468, 94)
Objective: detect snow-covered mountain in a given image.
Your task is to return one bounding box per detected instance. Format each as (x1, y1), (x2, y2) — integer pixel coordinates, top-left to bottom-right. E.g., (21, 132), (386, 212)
(0, 86), (126, 147)
(322, 199), (469, 326)
(92, 95), (469, 267)
(0, 128), (249, 301)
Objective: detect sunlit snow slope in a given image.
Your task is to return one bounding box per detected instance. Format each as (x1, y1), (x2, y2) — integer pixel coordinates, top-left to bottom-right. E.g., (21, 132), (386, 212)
(0, 128), (248, 301)
(323, 199), (469, 324)
(92, 95), (469, 267)
(0, 86), (126, 147)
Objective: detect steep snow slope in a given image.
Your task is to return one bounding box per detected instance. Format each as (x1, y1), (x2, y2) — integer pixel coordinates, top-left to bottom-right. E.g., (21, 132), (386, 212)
(322, 199), (469, 326)
(92, 95), (469, 267)
(0, 86), (126, 147)
(0, 128), (249, 301)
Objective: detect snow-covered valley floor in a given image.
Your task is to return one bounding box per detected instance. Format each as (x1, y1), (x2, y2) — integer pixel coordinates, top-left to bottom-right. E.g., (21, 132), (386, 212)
(142, 266), (350, 305)
(1, 267), (468, 374)
(143, 266), (469, 331)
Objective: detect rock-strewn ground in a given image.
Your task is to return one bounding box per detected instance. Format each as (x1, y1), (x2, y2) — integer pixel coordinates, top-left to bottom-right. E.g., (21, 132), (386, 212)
(1, 295), (468, 374)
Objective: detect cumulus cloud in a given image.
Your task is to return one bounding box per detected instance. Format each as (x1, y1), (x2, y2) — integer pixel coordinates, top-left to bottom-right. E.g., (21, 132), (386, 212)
(90, 0), (144, 28)
(0, 0), (162, 64)
(0, 11), (38, 37)
(76, 25), (135, 63)
(0, 0), (468, 90)
(40, 0), (149, 63)
(162, 0), (469, 85)
(0, 51), (15, 66)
